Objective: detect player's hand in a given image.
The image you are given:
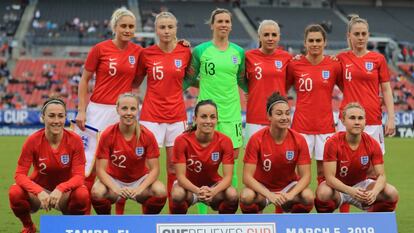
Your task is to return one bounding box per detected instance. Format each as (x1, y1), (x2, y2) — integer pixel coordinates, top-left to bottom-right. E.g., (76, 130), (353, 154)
(37, 191), (51, 211)
(49, 189), (63, 209)
(282, 192), (294, 203)
(384, 118), (396, 137)
(197, 186), (209, 202)
(203, 187), (217, 203)
(292, 54), (302, 60)
(130, 187), (144, 199)
(329, 54), (338, 61)
(350, 187), (367, 203)
(268, 192), (287, 207)
(363, 190), (378, 205)
(75, 111), (86, 131)
(178, 39), (191, 47)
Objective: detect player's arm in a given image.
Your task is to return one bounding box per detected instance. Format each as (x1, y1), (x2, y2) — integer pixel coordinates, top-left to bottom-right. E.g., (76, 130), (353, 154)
(76, 69), (94, 131)
(365, 164), (386, 205)
(134, 51), (147, 88)
(381, 81), (395, 136)
(243, 163), (273, 201)
(175, 163), (200, 194)
(95, 158), (122, 196)
(131, 158), (160, 197)
(324, 161), (365, 202)
(237, 49), (248, 92)
(184, 49), (201, 89)
(206, 163), (233, 202)
(285, 164), (311, 201)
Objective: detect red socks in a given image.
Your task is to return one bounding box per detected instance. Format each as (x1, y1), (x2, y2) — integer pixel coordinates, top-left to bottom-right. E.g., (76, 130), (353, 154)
(167, 173), (177, 213)
(291, 203), (314, 213)
(9, 185), (33, 228)
(115, 198), (126, 215)
(142, 196), (167, 214)
(92, 197), (112, 214)
(66, 185), (90, 215)
(240, 203), (260, 214)
(218, 200), (238, 214)
(314, 198), (336, 213)
(170, 201), (189, 214)
(339, 203), (350, 213)
(368, 200), (398, 212)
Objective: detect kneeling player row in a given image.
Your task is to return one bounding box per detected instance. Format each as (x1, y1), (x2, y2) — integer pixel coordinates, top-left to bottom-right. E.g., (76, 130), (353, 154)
(9, 94), (398, 233)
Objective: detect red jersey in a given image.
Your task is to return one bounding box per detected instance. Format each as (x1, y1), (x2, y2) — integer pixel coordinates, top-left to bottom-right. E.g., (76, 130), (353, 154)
(337, 51), (390, 125)
(324, 132), (383, 186)
(15, 129), (86, 194)
(96, 123), (159, 183)
(172, 131), (234, 187)
(85, 40), (143, 105)
(287, 56), (342, 134)
(138, 44), (191, 122)
(244, 127), (311, 192)
(245, 49), (292, 124)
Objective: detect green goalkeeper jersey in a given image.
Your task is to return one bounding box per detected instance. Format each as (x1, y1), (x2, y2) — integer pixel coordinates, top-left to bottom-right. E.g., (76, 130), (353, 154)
(189, 41), (247, 122)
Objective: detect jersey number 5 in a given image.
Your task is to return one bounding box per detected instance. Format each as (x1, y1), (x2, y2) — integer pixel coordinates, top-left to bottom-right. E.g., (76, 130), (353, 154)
(109, 62), (117, 76)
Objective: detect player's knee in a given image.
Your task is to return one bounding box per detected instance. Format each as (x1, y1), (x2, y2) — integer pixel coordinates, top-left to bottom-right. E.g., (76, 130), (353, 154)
(90, 183), (106, 200)
(384, 184), (399, 202)
(240, 188), (255, 205)
(315, 183), (334, 202)
(171, 185), (186, 203)
(73, 186), (90, 203)
(225, 187), (239, 203)
(151, 181), (167, 198)
(9, 184), (26, 204)
(300, 188), (315, 205)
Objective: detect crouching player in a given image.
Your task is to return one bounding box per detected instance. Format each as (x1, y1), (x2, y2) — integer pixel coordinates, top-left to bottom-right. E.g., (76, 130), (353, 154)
(315, 102), (398, 212)
(9, 98), (89, 233)
(240, 92), (314, 213)
(170, 100), (239, 214)
(91, 93), (167, 214)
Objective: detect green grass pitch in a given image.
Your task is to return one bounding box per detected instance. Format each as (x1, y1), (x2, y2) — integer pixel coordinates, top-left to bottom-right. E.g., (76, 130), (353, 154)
(0, 137), (412, 232)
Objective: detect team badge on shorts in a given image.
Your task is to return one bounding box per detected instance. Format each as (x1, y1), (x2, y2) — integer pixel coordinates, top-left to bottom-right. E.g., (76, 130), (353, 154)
(365, 62), (373, 72)
(81, 135), (89, 150)
(174, 59), (182, 68)
(360, 155), (369, 165)
(231, 55), (238, 64)
(322, 70), (330, 79)
(128, 56), (135, 65)
(275, 60), (283, 69)
(211, 152), (220, 162)
(286, 151), (294, 161)
(136, 147), (144, 157)
(60, 154), (70, 165)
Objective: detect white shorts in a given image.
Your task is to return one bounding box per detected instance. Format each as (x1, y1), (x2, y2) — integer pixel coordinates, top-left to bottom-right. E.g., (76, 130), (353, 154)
(140, 121), (186, 147)
(337, 121), (385, 154)
(86, 101), (119, 131)
(265, 181), (298, 206)
(338, 179), (375, 210)
(301, 133), (334, 160)
(110, 174), (148, 201)
(72, 101), (119, 177)
(244, 123), (267, 146)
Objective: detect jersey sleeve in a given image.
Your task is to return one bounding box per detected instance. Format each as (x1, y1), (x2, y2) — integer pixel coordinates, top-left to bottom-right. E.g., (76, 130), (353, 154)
(136, 49), (147, 80)
(296, 134), (311, 165)
(185, 46), (202, 87)
(378, 54), (390, 83)
(244, 134), (260, 164)
(144, 130), (160, 159)
(221, 136), (234, 164)
(84, 45), (100, 72)
(56, 136), (85, 192)
(15, 138), (44, 194)
(236, 47), (248, 92)
(286, 61), (295, 91)
(96, 131), (111, 160)
(323, 137), (338, 162)
(172, 135), (187, 164)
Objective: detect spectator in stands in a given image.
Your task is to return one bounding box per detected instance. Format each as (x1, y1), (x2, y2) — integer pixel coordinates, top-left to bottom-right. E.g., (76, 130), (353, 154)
(244, 20), (292, 144)
(75, 7), (143, 214)
(91, 93), (167, 215)
(136, 11), (191, 213)
(9, 98), (89, 233)
(337, 15), (395, 153)
(315, 103), (399, 213)
(240, 92), (314, 214)
(170, 100), (238, 214)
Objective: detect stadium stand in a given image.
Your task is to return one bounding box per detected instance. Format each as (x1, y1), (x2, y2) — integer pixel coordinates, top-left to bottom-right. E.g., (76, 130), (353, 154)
(139, 0), (251, 47)
(28, 0), (128, 46)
